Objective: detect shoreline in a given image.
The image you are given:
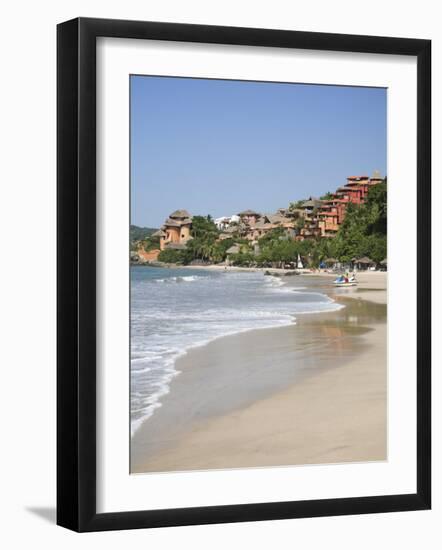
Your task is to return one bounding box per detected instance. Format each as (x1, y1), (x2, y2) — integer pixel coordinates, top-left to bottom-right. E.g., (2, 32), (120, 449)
(132, 261), (302, 274)
(133, 260), (387, 280)
(131, 272), (387, 473)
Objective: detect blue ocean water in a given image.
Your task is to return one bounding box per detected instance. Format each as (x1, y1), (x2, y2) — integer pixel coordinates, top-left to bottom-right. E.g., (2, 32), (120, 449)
(130, 266), (341, 434)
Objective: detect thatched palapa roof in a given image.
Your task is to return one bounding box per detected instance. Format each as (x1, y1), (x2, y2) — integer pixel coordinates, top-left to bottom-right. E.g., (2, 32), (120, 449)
(163, 216), (192, 227)
(302, 198), (323, 208)
(264, 213), (287, 224)
(354, 256), (375, 264)
(254, 219), (271, 229)
(163, 218), (181, 227)
(226, 244), (240, 255)
(169, 209), (191, 219)
(238, 209), (260, 217)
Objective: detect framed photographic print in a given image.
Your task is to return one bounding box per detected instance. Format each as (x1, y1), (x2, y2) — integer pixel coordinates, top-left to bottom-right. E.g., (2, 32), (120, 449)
(57, 17), (431, 532)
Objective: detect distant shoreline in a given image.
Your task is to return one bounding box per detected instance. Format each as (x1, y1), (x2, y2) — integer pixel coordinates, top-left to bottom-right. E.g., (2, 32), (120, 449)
(131, 261), (355, 276)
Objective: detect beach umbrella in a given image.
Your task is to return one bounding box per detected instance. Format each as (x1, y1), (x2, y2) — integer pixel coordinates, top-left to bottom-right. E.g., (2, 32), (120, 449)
(356, 257), (374, 264)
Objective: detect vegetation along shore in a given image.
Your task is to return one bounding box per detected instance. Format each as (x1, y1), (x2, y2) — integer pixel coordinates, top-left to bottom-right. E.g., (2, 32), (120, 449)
(131, 173), (387, 270)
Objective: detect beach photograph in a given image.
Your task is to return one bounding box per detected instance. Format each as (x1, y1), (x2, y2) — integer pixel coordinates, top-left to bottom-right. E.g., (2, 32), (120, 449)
(129, 75), (387, 474)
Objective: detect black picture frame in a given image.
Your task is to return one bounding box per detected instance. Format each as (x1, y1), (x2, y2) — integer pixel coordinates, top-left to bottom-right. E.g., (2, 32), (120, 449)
(57, 17), (431, 532)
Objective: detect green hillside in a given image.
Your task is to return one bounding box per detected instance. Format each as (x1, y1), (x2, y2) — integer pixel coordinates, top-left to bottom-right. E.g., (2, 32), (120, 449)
(130, 225), (158, 243)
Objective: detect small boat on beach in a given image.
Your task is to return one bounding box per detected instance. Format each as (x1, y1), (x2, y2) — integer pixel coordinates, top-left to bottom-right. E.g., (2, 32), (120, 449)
(333, 274), (358, 287)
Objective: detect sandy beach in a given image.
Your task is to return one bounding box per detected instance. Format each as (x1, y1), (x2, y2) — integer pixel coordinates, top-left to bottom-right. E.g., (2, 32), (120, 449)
(131, 271), (387, 474)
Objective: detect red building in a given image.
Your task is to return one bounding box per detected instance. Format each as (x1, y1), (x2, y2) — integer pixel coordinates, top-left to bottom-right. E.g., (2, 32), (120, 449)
(317, 173), (384, 237)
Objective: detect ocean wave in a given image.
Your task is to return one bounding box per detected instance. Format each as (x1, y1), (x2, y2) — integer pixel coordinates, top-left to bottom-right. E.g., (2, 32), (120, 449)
(153, 275), (207, 283)
(130, 268), (343, 435)
(265, 276), (285, 287)
(294, 303), (345, 315)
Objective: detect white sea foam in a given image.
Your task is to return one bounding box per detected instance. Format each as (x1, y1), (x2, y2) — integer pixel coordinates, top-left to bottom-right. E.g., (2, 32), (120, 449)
(154, 275), (207, 283)
(130, 267), (342, 434)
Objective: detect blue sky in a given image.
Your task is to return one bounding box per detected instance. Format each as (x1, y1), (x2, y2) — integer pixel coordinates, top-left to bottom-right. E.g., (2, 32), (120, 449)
(131, 76), (386, 228)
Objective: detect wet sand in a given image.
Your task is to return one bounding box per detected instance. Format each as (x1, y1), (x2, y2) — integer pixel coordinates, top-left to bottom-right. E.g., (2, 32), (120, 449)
(131, 272), (387, 474)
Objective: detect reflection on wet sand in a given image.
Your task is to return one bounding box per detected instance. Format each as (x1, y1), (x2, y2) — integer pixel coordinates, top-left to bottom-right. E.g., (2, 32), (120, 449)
(131, 284), (387, 472)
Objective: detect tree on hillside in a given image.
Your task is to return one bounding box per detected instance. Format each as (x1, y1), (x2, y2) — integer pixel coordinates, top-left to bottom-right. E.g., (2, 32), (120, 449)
(184, 215), (222, 262)
(289, 200), (305, 212)
(364, 178), (387, 235)
(210, 238), (235, 263)
(141, 235), (160, 252)
(190, 215), (219, 240)
(130, 225), (158, 243)
(333, 179), (387, 263)
(258, 226), (285, 246)
(158, 248), (188, 264)
(295, 217), (305, 230)
(320, 191), (334, 200)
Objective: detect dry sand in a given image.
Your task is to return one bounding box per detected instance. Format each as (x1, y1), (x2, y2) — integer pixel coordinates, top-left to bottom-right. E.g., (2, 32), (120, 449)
(131, 271), (387, 474)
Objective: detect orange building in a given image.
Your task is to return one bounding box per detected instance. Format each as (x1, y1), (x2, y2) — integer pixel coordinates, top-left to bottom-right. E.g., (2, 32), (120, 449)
(318, 204), (339, 237)
(318, 172), (384, 236)
(238, 209), (261, 226)
(156, 209), (193, 250)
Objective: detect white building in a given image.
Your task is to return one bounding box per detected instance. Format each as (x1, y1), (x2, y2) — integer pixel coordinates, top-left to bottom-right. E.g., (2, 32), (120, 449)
(214, 214), (240, 230)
